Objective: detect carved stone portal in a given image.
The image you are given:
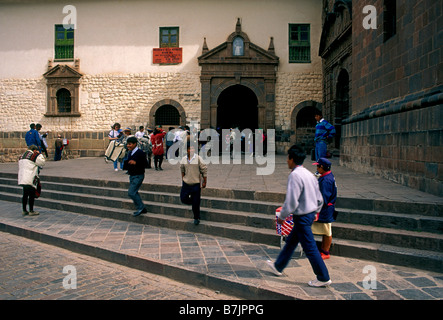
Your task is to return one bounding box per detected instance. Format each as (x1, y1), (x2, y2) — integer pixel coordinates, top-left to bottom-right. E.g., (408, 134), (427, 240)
(198, 19), (279, 130)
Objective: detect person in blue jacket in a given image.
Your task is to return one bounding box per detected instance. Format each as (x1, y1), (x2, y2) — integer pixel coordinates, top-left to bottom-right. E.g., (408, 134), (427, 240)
(314, 110), (335, 161)
(312, 158), (337, 259)
(25, 123), (41, 151)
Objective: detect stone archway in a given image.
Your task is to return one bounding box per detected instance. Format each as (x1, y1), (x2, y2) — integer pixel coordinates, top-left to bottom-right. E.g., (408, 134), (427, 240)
(198, 19), (279, 130)
(290, 100), (322, 154)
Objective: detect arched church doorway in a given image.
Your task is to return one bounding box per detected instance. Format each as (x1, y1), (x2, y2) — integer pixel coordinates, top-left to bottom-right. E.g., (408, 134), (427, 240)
(216, 84), (258, 130)
(290, 100), (322, 157)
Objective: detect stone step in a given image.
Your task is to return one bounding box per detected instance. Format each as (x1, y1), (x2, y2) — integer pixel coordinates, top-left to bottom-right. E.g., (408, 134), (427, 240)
(327, 238), (443, 274)
(1, 177), (442, 234)
(0, 190), (281, 247)
(1, 183), (443, 254)
(0, 183), (276, 230)
(1, 194), (442, 274)
(331, 222), (443, 253)
(2, 175), (443, 271)
(1, 172), (442, 216)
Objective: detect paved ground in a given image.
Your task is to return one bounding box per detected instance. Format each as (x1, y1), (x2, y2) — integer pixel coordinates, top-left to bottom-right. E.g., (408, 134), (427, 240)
(0, 155), (442, 301)
(1, 200), (442, 300)
(0, 231), (237, 300)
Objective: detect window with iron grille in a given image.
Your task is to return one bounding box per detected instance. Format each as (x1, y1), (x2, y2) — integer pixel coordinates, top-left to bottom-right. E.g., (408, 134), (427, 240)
(55, 24), (74, 61)
(289, 24), (310, 63)
(160, 27), (179, 48)
(155, 105), (180, 125)
(56, 88), (72, 113)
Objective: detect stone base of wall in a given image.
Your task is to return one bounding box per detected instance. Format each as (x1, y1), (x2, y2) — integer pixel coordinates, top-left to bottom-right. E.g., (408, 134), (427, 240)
(2, 130), (293, 163)
(0, 131), (107, 163)
(340, 100), (442, 197)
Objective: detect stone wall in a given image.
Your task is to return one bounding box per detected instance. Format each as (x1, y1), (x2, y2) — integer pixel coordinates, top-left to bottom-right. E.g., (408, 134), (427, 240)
(341, 92), (443, 196)
(339, 0), (443, 197)
(0, 72), (201, 133)
(0, 72), (201, 162)
(1, 70), (323, 159)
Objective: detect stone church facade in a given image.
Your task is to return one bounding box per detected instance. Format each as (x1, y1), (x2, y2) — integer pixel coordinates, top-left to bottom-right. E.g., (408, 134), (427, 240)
(1, 0), (441, 196)
(320, 0), (442, 196)
(0, 0), (324, 160)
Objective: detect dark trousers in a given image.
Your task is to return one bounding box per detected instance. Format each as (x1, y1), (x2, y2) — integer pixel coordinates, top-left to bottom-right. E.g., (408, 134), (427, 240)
(275, 212), (330, 282)
(180, 182), (201, 220)
(54, 147), (63, 161)
(154, 155), (163, 169)
(22, 185), (35, 212)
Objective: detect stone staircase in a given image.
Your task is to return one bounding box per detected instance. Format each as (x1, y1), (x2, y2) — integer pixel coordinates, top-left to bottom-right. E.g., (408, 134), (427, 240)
(0, 172), (442, 273)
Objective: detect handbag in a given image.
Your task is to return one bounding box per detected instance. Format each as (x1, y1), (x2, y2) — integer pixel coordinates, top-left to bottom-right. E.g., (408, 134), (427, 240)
(34, 176), (42, 198)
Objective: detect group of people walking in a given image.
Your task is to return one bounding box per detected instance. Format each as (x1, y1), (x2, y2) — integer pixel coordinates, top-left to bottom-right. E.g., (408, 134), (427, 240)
(105, 123), (181, 172)
(105, 123), (207, 225)
(18, 110), (337, 288)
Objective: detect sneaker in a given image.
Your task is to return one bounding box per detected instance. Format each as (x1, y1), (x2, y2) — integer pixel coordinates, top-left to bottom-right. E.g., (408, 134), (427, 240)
(266, 260), (282, 276)
(114, 168), (118, 171)
(29, 211), (39, 216)
(308, 279), (332, 287)
(321, 252), (330, 260)
(22, 211), (29, 216)
(194, 219), (200, 225)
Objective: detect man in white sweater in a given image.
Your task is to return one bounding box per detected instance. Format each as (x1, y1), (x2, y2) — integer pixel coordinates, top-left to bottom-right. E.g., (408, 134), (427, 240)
(267, 145), (332, 287)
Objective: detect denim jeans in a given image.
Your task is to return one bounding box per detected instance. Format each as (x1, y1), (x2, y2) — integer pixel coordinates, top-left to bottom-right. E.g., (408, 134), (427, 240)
(275, 212), (330, 282)
(315, 141), (327, 161)
(114, 159), (123, 170)
(128, 174), (145, 211)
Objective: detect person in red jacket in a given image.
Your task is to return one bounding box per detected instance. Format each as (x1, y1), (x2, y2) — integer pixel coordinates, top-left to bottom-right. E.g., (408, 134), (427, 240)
(151, 126), (167, 170)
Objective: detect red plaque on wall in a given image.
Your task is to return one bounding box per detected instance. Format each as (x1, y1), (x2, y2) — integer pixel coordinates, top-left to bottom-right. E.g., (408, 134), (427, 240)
(153, 48), (182, 64)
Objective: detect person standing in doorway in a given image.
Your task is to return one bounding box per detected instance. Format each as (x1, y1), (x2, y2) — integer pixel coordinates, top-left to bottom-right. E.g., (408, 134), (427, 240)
(314, 110), (335, 161)
(180, 142), (207, 225)
(266, 145), (331, 287)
